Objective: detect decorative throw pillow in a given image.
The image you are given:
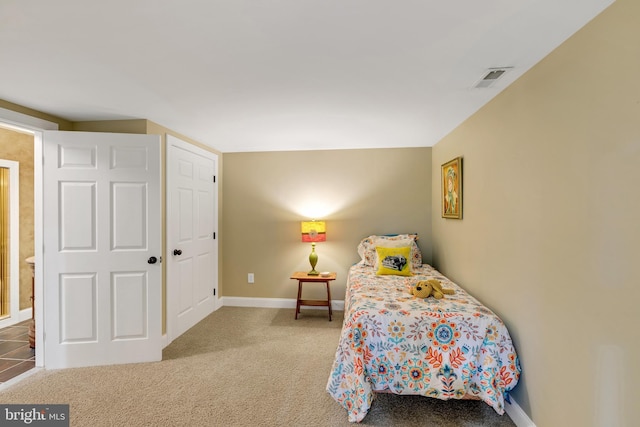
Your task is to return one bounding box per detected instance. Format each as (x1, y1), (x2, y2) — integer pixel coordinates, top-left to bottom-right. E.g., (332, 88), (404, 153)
(358, 234), (422, 269)
(372, 237), (415, 267)
(375, 246), (413, 276)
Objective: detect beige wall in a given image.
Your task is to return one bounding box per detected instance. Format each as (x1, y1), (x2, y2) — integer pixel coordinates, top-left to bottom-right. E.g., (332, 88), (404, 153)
(222, 147), (431, 301)
(0, 127), (35, 311)
(431, 0), (639, 425)
(72, 119), (148, 134)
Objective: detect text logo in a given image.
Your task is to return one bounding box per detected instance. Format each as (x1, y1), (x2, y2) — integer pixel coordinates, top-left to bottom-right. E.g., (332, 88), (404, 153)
(1, 405), (69, 426)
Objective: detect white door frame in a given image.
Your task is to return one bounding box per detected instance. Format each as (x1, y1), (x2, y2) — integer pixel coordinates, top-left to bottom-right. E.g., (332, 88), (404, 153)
(0, 107), (59, 367)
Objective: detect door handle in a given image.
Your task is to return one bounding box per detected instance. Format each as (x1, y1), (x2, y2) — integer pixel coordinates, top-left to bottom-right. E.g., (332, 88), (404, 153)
(173, 249), (182, 256)
(148, 256), (158, 264)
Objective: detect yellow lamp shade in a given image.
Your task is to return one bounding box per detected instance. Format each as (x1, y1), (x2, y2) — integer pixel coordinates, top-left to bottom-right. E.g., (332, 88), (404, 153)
(301, 221), (326, 242)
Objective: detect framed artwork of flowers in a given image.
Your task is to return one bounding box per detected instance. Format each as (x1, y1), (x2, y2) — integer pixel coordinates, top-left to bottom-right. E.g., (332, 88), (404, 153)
(442, 157), (462, 219)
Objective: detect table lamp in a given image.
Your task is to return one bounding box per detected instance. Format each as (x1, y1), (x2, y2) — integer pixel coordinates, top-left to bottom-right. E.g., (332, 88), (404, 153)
(301, 220), (326, 275)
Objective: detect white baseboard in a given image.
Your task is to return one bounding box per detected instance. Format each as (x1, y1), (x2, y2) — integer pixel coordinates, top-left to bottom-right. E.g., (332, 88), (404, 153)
(19, 308), (32, 322)
(0, 367), (42, 392)
(221, 296), (345, 311)
(505, 396), (536, 427)
(0, 308), (33, 329)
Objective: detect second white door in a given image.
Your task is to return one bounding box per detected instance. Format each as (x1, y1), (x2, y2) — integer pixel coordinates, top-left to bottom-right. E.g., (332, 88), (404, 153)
(167, 135), (218, 341)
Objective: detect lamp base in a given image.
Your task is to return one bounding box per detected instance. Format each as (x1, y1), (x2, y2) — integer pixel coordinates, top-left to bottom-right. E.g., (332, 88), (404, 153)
(308, 243), (319, 276)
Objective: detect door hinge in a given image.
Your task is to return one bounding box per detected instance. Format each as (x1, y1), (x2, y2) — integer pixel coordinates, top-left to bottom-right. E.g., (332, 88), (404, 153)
(213, 288), (216, 296)
(213, 175), (216, 183)
(213, 232), (216, 239)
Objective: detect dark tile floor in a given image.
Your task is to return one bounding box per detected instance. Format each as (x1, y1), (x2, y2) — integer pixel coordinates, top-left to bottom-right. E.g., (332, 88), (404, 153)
(0, 319), (35, 384)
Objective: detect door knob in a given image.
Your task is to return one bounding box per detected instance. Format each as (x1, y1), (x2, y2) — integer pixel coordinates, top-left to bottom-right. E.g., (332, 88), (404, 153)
(173, 249), (182, 256)
(147, 256), (158, 264)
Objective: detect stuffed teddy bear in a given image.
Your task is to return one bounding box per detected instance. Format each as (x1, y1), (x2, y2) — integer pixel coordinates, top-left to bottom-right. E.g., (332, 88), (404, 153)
(411, 279), (455, 299)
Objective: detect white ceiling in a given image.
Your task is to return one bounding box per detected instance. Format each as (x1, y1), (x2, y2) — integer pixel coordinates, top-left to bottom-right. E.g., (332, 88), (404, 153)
(0, 0), (613, 153)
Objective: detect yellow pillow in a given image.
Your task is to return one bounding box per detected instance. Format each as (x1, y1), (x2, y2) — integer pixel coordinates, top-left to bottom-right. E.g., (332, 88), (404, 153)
(375, 246), (412, 276)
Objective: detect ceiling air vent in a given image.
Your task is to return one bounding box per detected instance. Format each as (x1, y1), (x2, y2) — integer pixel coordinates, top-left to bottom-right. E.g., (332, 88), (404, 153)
(474, 67), (512, 88)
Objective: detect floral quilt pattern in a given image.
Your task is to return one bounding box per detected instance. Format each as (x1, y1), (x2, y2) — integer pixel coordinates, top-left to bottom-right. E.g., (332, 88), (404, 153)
(326, 264), (520, 422)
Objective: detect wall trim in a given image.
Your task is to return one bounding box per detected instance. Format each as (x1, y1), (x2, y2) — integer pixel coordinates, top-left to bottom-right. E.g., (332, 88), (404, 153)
(18, 308), (32, 322)
(221, 296), (345, 311)
(0, 107), (58, 131)
(505, 397), (536, 427)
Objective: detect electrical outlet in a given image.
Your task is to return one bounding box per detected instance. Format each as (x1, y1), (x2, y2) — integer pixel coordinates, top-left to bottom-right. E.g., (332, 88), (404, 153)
(248, 273), (254, 283)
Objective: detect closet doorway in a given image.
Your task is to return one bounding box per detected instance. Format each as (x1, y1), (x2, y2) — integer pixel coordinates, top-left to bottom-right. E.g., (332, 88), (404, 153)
(0, 123), (36, 385)
(0, 109), (54, 375)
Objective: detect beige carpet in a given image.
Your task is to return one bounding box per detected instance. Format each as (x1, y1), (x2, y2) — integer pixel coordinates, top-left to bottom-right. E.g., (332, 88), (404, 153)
(0, 307), (516, 426)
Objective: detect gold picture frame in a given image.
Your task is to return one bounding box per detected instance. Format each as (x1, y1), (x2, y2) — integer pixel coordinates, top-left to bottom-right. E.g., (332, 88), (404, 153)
(442, 157), (462, 219)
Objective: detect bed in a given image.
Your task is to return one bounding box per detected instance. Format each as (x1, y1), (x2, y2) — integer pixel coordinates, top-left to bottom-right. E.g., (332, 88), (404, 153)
(326, 234), (521, 422)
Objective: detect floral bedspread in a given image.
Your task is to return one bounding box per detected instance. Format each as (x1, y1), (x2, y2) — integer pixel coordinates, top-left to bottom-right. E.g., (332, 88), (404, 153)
(326, 263), (520, 422)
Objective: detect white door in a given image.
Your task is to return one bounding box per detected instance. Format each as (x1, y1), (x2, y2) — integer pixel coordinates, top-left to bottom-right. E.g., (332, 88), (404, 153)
(167, 135), (218, 341)
(43, 131), (162, 369)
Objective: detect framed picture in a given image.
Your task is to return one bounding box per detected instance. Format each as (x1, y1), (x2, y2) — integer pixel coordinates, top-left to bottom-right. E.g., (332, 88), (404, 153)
(442, 157), (462, 219)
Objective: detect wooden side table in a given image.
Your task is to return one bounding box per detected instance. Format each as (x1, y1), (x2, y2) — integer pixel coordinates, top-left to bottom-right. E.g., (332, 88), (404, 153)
(290, 271), (336, 321)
